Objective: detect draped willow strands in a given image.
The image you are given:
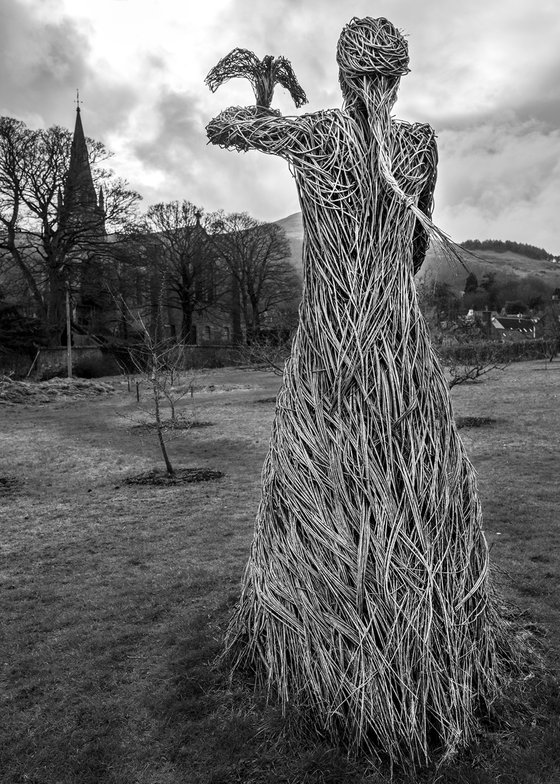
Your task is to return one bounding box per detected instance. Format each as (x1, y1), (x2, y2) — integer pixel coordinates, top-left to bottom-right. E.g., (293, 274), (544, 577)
(206, 16), (507, 768)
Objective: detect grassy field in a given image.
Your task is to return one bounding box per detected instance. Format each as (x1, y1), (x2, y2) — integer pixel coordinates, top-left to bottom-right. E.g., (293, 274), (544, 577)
(1, 361), (559, 783)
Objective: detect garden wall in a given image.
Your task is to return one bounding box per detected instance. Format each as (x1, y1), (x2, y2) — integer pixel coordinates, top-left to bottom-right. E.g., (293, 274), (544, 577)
(179, 344), (241, 369)
(0, 351), (34, 378)
(36, 347), (107, 379)
(0, 346), (107, 379)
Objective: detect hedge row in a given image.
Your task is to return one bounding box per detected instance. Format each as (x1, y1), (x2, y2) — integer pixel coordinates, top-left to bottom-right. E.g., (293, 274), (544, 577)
(437, 337), (558, 364)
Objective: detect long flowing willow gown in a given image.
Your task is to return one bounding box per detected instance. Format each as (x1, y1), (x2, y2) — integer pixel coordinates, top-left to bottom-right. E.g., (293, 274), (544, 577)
(207, 103), (501, 763)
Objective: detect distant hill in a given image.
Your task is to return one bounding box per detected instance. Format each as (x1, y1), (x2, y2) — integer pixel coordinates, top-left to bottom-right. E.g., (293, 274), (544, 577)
(418, 243), (560, 296)
(274, 212), (560, 296)
(275, 212), (305, 277)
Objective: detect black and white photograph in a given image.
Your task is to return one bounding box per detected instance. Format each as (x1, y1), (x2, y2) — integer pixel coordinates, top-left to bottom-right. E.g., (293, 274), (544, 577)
(1, 2), (559, 782)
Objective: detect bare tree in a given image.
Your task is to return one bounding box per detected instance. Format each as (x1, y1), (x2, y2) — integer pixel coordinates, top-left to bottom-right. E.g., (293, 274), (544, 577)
(121, 303), (198, 477)
(540, 303), (560, 362)
(207, 211), (301, 342)
(0, 116), (141, 346)
(446, 349), (509, 388)
(141, 201), (225, 343)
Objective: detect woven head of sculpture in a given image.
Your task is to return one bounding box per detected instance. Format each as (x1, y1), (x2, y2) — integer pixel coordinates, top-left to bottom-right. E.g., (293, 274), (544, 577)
(336, 16), (409, 113)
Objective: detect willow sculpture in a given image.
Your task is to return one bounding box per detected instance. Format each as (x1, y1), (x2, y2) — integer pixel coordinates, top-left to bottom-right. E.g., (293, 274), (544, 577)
(206, 17), (505, 767)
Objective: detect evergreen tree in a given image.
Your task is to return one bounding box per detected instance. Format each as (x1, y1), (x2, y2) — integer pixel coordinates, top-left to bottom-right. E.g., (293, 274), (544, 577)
(464, 271), (478, 294)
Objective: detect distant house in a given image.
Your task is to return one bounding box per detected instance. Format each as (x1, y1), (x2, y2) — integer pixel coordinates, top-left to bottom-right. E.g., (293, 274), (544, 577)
(491, 314), (539, 340)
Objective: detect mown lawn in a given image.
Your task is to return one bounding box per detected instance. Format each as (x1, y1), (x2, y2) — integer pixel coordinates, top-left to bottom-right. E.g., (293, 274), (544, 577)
(1, 362), (559, 783)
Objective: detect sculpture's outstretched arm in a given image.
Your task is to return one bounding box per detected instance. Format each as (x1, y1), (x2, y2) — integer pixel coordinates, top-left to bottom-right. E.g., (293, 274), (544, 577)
(412, 130), (438, 275)
(206, 105), (310, 161)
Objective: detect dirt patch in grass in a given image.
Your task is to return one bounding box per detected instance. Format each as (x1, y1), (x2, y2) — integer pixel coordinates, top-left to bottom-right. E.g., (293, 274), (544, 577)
(199, 382), (254, 393)
(456, 415), (499, 428)
(0, 475), (23, 495)
(131, 419), (214, 433)
(124, 467), (225, 485)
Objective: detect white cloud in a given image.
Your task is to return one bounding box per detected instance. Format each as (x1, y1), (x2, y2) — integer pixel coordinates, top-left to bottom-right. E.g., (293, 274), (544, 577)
(435, 120), (560, 251)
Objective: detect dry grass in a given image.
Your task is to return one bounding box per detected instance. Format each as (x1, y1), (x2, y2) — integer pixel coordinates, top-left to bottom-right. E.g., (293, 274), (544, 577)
(1, 361), (559, 783)
(0, 376), (115, 404)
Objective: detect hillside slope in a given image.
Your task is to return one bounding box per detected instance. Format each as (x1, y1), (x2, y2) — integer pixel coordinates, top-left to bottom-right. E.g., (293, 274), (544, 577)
(419, 246), (560, 294)
(274, 212), (560, 294)
(275, 212), (305, 277)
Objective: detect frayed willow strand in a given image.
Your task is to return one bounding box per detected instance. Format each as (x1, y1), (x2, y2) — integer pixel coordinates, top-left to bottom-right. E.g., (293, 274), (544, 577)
(206, 17), (508, 769)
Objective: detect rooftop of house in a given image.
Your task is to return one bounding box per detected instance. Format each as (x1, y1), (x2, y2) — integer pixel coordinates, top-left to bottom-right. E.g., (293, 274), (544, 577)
(492, 315), (538, 332)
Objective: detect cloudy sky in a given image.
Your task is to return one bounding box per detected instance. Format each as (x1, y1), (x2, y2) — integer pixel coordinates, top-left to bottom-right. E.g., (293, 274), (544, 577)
(1, 0), (559, 252)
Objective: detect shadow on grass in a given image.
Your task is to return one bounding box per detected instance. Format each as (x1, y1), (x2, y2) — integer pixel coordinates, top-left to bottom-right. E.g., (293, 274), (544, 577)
(146, 605), (560, 784)
(455, 416), (499, 429)
(0, 475), (23, 495)
(131, 420), (214, 433)
(3, 587), (559, 784)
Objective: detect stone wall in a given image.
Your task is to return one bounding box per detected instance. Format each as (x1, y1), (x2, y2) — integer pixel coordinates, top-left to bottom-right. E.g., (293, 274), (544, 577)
(36, 347), (104, 379)
(0, 351), (35, 378)
(0, 346), (106, 379)
(0, 344), (243, 378)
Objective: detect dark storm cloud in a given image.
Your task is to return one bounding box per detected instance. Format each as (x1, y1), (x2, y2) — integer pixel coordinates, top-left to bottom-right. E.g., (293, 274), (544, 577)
(129, 87), (226, 211)
(129, 83), (301, 220)
(0, 0), (90, 123)
(509, 60), (560, 128)
(0, 0), (149, 153)
(132, 88), (204, 171)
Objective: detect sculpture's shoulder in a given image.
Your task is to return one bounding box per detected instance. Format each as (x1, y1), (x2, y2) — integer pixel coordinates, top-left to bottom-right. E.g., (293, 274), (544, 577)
(391, 120), (438, 192)
(394, 120), (437, 151)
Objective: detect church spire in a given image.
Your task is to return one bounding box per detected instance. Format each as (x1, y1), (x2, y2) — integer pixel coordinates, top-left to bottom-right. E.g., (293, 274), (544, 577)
(61, 94), (105, 234)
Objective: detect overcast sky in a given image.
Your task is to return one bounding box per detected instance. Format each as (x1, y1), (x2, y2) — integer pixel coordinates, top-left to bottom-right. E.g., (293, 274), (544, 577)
(1, 0), (559, 252)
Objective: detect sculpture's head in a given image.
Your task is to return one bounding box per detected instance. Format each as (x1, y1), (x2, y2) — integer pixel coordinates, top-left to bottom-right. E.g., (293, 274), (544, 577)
(336, 17), (409, 113)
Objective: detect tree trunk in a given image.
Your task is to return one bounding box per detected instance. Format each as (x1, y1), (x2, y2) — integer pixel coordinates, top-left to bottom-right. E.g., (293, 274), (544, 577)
(181, 301), (194, 344)
(152, 371), (174, 476)
(231, 277), (244, 345)
(46, 267), (67, 347)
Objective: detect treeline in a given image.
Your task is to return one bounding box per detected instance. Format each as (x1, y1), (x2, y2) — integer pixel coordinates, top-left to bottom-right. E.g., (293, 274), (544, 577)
(0, 116), (301, 357)
(460, 238), (554, 261)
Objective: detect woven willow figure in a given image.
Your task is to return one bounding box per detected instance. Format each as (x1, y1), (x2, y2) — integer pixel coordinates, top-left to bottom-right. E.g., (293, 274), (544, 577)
(207, 17), (504, 766)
